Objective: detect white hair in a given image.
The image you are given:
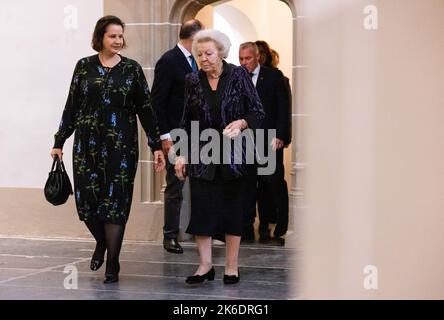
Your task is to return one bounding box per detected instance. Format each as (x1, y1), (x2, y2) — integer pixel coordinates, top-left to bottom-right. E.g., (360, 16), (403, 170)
(191, 29), (231, 59)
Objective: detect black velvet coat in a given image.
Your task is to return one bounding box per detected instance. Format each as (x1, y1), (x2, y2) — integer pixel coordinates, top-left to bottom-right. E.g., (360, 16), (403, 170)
(180, 62), (265, 181)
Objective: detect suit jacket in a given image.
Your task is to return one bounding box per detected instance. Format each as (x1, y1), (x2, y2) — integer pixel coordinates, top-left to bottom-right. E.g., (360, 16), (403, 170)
(181, 63), (265, 181)
(283, 75), (292, 146)
(256, 66), (292, 145)
(151, 45), (193, 135)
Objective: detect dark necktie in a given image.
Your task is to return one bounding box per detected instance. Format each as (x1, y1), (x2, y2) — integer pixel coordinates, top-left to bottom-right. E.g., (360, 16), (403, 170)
(190, 55), (198, 72)
(249, 72), (254, 78)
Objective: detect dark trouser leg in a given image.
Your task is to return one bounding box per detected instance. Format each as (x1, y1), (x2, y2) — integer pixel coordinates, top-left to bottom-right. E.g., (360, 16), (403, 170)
(242, 173), (257, 240)
(258, 178), (289, 238)
(104, 223), (126, 275)
(84, 216), (106, 261)
(272, 150), (289, 238)
(273, 179), (289, 238)
(258, 149), (288, 238)
(163, 161), (184, 240)
(257, 178), (272, 238)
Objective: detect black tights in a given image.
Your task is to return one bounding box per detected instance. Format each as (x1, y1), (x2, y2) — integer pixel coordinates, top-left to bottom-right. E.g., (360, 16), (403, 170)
(84, 217), (126, 275)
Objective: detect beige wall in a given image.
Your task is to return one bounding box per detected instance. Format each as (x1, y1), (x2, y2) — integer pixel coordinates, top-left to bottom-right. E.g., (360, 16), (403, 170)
(0, 0), (103, 189)
(195, 4), (214, 27)
(300, 0), (444, 299)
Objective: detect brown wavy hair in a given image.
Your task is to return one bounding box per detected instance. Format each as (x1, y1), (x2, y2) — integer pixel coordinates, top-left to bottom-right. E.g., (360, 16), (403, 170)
(91, 15), (127, 52)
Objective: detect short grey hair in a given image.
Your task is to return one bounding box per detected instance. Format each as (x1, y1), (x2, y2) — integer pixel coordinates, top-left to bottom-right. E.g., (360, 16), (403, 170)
(239, 42), (259, 54)
(192, 29), (231, 59)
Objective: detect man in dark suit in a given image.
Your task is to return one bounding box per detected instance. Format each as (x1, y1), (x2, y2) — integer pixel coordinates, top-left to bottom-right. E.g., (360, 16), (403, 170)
(151, 19), (203, 253)
(239, 42), (292, 244)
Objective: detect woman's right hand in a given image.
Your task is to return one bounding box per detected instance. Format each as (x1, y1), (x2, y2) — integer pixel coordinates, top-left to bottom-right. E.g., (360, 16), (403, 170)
(174, 156), (187, 181)
(51, 148), (63, 160)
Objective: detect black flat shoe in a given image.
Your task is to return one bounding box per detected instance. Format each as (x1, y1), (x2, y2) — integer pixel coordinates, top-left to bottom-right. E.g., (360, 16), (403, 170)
(90, 258), (104, 271)
(185, 267), (215, 284)
(103, 273), (119, 284)
(223, 271), (240, 284)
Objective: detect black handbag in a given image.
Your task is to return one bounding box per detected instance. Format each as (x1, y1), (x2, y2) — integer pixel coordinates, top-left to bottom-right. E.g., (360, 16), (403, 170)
(44, 156), (73, 205)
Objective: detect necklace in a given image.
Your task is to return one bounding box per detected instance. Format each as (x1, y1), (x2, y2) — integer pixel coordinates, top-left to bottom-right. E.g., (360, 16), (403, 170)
(207, 67), (223, 80)
(99, 53), (120, 69)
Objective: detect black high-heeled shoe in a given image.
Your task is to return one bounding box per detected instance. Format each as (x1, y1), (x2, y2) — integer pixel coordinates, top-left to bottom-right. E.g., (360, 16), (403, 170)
(223, 270), (240, 284)
(103, 273), (119, 284)
(90, 257), (104, 271)
(90, 245), (105, 271)
(103, 262), (120, 284)
(185, 267), (215, 284)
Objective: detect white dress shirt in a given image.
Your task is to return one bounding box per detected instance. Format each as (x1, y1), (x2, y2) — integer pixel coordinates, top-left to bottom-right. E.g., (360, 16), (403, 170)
(177, 42), (194, 69)
(251, 64), (261, 87)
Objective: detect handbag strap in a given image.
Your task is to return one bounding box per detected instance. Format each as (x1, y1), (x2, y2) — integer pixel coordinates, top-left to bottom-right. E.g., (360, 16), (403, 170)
(60, 159), (67, 173)
(50, 156), (64, 173)
(50, 156), (58, 172)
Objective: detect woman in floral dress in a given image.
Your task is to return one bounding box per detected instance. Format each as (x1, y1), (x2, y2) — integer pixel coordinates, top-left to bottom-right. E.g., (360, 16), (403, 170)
(51, 16), (165, 283)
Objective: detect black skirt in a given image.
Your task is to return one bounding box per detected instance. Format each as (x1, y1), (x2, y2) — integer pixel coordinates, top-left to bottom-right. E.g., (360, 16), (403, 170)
(187, 171), (247, 237)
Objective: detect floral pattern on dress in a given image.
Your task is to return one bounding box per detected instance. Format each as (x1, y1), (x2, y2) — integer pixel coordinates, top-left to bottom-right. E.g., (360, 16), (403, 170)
(54, 55), (161, 224)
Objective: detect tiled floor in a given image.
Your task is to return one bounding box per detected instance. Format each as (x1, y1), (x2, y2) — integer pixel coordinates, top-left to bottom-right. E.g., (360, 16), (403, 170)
(0, 236), (299, 300)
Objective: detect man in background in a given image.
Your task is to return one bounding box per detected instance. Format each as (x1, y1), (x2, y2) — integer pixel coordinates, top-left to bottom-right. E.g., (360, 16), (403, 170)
(239, 42), (291, 244)
(151, 19), (204, 253)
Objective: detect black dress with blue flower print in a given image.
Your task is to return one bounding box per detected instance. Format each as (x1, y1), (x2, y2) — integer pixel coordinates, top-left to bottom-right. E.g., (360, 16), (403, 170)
(54, 55), (161, 224)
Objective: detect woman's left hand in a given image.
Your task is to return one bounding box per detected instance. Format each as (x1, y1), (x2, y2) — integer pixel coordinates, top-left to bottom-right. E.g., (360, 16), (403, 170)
(223, 119), (246, 139)
(153, 150), (166, 172)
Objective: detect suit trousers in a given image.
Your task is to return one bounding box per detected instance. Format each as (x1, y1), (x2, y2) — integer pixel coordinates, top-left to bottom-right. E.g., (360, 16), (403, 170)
(163, 161), (184, 240)
(257, 148), (289, 238)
